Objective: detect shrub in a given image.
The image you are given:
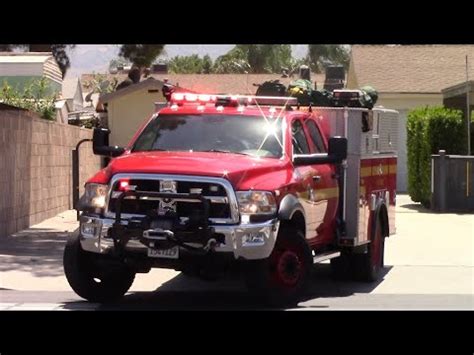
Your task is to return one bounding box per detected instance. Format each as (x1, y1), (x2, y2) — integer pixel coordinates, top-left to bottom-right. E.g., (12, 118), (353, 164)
(0, 78), (57, 121)
(407, 106), (467, 207)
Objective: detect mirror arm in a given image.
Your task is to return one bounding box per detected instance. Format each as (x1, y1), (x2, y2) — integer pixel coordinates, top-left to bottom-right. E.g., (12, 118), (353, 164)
(94, 146), (125, 157)
(293, 154), (340, 165)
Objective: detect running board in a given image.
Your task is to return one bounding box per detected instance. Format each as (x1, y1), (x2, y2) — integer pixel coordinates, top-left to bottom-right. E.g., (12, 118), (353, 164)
(313, 251), (341, 263)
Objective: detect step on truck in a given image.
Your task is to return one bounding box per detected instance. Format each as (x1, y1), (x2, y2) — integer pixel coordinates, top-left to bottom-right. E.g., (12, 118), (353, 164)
(64, 91), (399, 306)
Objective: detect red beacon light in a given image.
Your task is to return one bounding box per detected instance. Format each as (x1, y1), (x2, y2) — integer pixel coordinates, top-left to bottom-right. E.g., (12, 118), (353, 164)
(170, 92), (297, 108)
(170, 92), (217, 106)
(118, 179), (131, 191)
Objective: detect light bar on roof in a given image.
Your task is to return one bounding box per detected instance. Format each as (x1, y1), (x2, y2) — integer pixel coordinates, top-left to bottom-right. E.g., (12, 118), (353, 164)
(250, 96), (297, 106)
(170, 92), (297, 107)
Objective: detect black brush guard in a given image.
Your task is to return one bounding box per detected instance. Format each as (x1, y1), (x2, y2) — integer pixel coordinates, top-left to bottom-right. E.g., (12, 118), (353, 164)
(108, 190), (218, 256)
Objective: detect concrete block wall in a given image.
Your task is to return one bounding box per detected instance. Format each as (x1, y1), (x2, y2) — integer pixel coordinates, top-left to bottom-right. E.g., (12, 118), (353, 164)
(0, 108), (101, 236)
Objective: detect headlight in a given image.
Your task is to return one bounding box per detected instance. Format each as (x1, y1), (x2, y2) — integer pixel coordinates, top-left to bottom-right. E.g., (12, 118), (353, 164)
(81, 183), (108, 209)
(236, 191), (277, 215)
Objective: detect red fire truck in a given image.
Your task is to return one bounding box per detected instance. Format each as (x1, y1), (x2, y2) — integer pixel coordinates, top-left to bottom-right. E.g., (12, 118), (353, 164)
(64, 92), (398, 306)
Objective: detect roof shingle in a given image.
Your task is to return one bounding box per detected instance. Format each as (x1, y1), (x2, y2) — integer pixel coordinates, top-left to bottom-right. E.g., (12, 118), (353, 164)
(349, 45), (474, 93)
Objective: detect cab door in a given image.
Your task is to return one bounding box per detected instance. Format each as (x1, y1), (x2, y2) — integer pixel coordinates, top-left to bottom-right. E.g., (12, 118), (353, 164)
(290, 118), (318, 239)
(303, 117), (339, 245)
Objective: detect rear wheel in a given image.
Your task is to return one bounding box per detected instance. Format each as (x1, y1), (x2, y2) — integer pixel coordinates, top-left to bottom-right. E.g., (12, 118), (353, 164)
(243, 227), (313, 307)
(354, 216), (385, 282)
(63, 232), (135, 303)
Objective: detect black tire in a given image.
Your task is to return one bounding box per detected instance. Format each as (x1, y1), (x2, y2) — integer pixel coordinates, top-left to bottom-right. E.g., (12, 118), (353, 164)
(354, 216), (385, 282)
(63, 232), (135, 303)
(243, 226), (313, 307)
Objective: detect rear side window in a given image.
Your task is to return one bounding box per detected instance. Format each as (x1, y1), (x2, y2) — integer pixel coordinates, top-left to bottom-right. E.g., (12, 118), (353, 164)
(292, 120), (310, 154)
(306, 120), (326, 153)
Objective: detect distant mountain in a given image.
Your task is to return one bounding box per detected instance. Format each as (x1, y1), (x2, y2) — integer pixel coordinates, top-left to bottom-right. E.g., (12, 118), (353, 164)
(66, 45), (309, 79)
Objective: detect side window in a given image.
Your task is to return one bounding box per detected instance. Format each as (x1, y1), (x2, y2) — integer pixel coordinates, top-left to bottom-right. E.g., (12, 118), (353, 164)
(306, 119), (327, 153)
(292, 120), (310, 154)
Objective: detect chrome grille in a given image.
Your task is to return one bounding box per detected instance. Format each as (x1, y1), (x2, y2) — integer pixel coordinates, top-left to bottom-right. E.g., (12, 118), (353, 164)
(105, 174), (239, 224)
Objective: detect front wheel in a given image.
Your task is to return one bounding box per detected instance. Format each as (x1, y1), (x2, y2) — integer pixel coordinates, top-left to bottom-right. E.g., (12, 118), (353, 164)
(63, 232), (135, 303)
(243, 227), (313, 307)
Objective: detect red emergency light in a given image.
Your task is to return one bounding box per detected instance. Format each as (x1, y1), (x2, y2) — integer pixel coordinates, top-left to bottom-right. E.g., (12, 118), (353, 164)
(118, 179), (131, 191)
(170, 92), (297, 108)
(171, 92), (217, 104)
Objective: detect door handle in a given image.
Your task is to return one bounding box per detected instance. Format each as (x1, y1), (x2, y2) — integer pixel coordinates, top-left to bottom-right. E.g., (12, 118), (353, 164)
(313, 175), (321, 182)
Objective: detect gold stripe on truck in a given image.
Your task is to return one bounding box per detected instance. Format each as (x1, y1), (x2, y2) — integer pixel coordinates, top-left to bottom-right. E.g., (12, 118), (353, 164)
(315, 187), (339, 200)
(298, 187), (339, 200)
(360, 164), (397, 178)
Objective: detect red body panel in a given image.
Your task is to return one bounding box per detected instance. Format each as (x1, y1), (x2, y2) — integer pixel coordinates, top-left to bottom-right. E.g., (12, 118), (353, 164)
(359, 156), (397, 241)
(87, 102), (396, 251)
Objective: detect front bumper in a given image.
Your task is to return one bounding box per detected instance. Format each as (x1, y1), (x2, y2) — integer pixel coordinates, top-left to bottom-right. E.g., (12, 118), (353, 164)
(79, 215), (280, 260)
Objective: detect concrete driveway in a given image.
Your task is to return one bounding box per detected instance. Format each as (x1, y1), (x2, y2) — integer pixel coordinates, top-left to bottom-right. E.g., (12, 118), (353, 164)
(0, 195), (472, 310)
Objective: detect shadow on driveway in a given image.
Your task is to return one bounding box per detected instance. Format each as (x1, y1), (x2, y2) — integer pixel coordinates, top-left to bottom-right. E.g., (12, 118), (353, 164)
(398, 203), (431, 213)
(0, 228), (72, 277)
(61, 264), (393, 310)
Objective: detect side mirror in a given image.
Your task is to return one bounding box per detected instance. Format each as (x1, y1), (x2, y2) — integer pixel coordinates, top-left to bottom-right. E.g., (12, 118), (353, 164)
(327, 136), (347, 162)
(92, 127), (125, 157)
(293, 136), (347, 166)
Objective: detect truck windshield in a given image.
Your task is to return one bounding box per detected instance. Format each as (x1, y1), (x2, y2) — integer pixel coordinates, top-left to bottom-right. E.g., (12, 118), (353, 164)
(132, 114), (283, 158)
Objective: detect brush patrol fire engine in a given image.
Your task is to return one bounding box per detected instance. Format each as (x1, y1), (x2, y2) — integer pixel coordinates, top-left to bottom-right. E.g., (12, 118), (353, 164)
(64, 91), (398, 306)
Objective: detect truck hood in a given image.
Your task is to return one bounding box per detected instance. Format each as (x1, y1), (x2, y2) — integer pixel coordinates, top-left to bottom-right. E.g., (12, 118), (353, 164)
(107, 151), (290, 189)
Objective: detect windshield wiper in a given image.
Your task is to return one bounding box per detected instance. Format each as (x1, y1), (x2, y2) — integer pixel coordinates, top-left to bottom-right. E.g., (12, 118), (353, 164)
(197, 149), (250, 156)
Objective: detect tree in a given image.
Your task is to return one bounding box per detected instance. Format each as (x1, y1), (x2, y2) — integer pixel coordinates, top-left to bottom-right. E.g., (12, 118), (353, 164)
(307, 45), (350, 73)
(50, 45), (74, 78)
(168, 54), (206, 74)
(202, 55), (213, 74)
(213, 46), (250, 73)
(265, 45), (293, 73)
(167, 54), (214, 74)
(83, 73), (118, 94)
(109, 58), (130, 72)
(119, 44), (165, 72)
(213, 45), (295, 74)
(29, 44), (75, 78)
(237, 45), (274, 73)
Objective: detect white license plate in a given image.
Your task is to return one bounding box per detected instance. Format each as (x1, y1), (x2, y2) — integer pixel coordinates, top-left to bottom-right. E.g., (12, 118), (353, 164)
(147, 246), (179, 259)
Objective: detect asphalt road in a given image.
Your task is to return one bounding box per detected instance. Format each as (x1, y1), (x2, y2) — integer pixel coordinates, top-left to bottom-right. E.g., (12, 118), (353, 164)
(1, 195), (473, 310)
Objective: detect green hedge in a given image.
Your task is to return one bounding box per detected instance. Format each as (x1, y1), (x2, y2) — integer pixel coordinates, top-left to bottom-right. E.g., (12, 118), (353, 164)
(407, 106), (467, 207)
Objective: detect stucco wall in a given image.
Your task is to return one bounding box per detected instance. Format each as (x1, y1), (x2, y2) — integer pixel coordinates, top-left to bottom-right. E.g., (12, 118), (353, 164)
(0, 108), (101, 236)
(108, 89), (165, 148)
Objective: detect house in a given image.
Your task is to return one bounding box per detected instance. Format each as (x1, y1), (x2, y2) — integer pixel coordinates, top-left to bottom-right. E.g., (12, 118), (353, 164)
(347, 45), (474, 192)
(442, 80), (474, 118)
(61, 78), (84, 112)
(0, 52), (62, 94)
(95, 78), (168, 147)
(89, 73), (326, 148)
(52, 77), (86, 124)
